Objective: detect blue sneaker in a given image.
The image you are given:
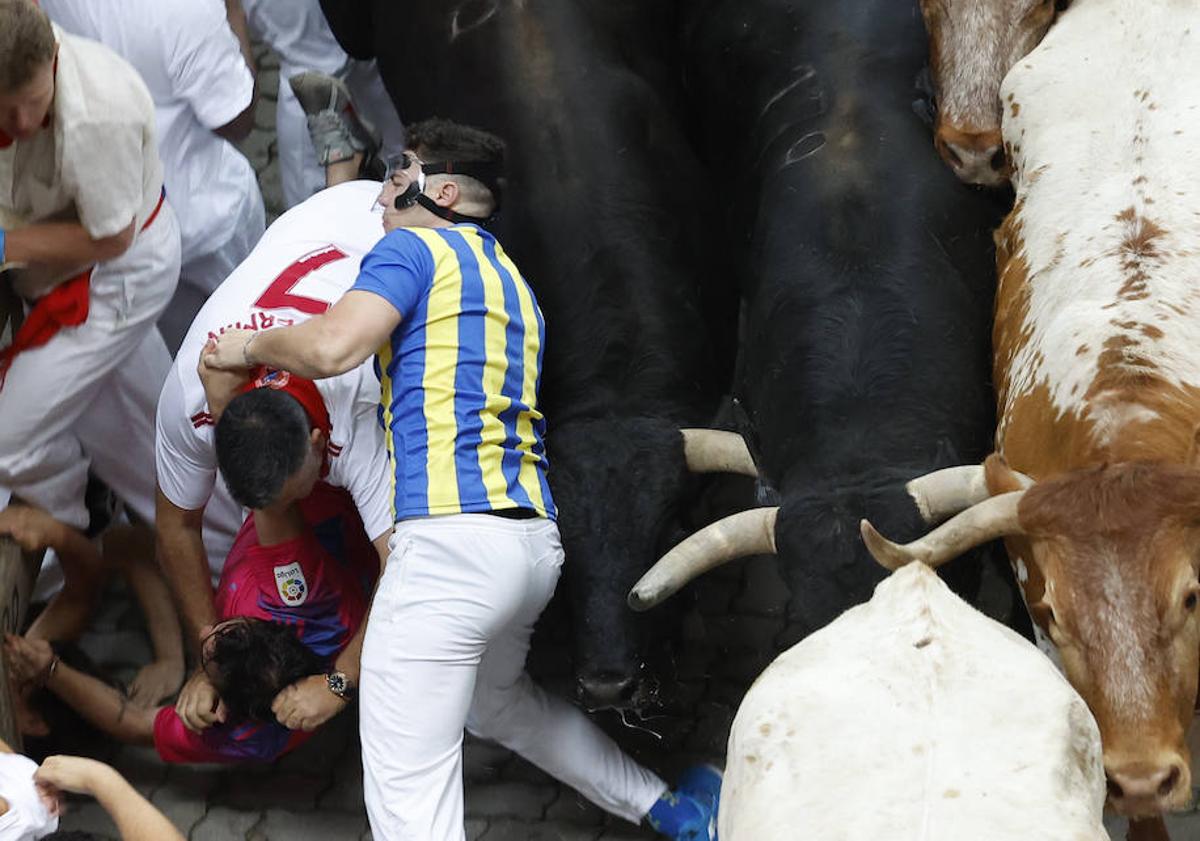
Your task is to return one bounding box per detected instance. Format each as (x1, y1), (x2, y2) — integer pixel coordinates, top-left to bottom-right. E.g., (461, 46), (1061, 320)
(646, 764), (722, 840)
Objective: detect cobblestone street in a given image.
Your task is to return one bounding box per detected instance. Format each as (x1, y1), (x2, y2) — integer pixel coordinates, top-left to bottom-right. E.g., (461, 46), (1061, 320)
(44, 42), (1200, 841)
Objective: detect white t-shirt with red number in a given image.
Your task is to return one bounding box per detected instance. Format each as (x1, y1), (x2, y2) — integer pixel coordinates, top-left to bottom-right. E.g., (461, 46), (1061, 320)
(155, 180), (390, 579)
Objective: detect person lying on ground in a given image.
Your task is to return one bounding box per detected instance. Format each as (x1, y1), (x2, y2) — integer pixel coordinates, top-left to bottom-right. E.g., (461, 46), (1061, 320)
(34, 754), (184, 841)
(5, 480), (376, 762)
(0, 506), (183, 708)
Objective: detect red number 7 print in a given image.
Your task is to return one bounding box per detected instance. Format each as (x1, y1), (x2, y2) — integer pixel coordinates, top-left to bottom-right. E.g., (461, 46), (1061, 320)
(252, 245), (349, 314)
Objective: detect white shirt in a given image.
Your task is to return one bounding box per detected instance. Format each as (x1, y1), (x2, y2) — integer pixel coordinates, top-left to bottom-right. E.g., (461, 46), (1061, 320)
(156, 181), (391, 574)
(0, 753), (57, 841)
(242, 0), (348, 75)
(41, 0), (258, 266)
(0, 25), (162, 238)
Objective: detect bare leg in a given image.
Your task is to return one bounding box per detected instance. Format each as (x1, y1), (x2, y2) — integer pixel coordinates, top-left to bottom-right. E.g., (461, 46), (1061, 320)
(108, 525), (184, 708)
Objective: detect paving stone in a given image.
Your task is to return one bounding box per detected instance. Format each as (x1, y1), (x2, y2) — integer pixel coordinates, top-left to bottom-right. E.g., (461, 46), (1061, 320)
(316, 743), (365, 812)
(465, 780), (557, 820)
(192, 806), (263, 841)
(499, 754), (555, 786)
(108, 743), (167, 796)
(479, 818), (600, 841)
(467, 818), (489, 840)
(258, 158), (284, 222)
(594, 824), (656, 840)
(543, 790), (605, 826)
(213, 769), (326, 812)
(260, 807), (367, 840)
(464, 736), (511, 783)
(149, 779), (208, 835)
(253, 95), (277, 132)
(57, 798), (119, 838)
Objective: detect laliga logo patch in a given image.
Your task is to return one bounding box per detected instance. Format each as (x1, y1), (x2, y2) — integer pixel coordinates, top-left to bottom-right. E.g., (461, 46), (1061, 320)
(274, 561), (308, 606)
(255, 368), (291, 390)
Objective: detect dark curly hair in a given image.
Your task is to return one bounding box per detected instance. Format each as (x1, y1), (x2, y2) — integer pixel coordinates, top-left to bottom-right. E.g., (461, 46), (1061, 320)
(202, 619), (327, 725)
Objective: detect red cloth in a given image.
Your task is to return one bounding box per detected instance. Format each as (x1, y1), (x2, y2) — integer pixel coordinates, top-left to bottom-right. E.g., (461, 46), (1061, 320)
(0, 268), (91, 389)
(239, 366), (332, 437)
(0, 186), (165, 390)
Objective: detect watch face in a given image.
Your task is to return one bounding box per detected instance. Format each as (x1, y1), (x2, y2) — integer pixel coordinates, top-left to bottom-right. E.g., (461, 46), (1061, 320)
(328, 673), (347, 693)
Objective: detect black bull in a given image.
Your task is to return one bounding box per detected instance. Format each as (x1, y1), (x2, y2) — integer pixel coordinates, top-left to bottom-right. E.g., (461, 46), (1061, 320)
(670, 0), (1018, 633)
(318, 0), (737, 708)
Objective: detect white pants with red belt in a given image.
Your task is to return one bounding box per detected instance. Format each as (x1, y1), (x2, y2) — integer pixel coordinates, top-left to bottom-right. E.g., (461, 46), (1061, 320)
(360, 513), (667, 841)
(0, 202), (180, 530)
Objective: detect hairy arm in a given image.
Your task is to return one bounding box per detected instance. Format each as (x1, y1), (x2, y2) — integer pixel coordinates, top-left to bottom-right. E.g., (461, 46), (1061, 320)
(206, 290), (400, 379)
(5, 219), (135, 282)
(154, 490), (216, 650)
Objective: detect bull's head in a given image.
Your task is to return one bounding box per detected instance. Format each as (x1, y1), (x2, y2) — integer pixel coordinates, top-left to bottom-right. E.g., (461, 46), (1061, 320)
(861, 455), (1200, 818)
(918, 0), (1064, 186)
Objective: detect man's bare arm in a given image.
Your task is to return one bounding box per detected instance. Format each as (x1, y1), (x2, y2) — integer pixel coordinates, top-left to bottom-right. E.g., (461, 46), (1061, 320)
(215, 0), (257, 142)
(5, 219), (135, 278)
(154, 489), (216, 651)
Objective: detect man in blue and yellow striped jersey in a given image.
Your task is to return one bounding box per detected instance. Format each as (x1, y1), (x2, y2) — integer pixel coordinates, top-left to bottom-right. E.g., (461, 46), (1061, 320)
(204, 117), (721, 841)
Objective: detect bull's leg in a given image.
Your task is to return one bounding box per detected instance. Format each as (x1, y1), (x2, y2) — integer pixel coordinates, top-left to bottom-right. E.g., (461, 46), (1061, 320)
(1127, 816), (1170, 841)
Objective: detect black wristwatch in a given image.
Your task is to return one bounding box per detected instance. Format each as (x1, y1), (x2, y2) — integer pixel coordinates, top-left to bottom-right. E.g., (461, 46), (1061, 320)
(326, 671), (356, 702)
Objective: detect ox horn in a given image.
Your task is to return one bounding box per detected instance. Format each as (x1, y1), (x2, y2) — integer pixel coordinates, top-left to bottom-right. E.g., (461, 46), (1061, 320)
(628, 507), (778, 611)
(860, 490), (1026, 571)
(905, 464), (1035, 524)
(680, 429), (758, 477)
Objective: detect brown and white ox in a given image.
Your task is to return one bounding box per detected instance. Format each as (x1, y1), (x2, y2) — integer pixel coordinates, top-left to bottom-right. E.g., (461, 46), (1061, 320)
(722, 563), (1107, 841)
(862, 0), (1200, 827)
(919, 0), (1064, 186)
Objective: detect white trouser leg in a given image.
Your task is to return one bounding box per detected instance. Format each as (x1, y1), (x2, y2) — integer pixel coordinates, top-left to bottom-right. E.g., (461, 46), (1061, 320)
(359, 515), (665, 841)
(0, 205), (180, 529)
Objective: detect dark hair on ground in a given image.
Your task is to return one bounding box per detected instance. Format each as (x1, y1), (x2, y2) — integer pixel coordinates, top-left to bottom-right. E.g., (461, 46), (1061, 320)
(0, 0), (55, 92)
(203, 619), (327, 724)
(215, 388), (310, 509)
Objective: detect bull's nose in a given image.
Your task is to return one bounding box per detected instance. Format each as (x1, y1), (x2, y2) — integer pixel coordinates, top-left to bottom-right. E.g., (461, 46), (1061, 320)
(577, 673), (638, 710)
(934, 125), (1007, 187)
(1105, 759), (1189, 816)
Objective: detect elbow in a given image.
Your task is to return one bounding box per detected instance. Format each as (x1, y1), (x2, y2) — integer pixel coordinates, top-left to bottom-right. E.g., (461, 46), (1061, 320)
(310, 326), (367, 378)
(214, 98), (256, 143)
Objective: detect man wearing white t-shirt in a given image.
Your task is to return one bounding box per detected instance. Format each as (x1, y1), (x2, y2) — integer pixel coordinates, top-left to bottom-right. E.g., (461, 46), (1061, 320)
(42, 0), (268, 351)
(241, 0), (404, 208)
(0, 0), (179, 536)
(155, 180), (391, 729)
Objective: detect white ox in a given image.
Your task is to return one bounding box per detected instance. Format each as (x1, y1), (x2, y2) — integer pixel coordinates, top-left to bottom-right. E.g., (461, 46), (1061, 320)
(720, 563), (1107, 841)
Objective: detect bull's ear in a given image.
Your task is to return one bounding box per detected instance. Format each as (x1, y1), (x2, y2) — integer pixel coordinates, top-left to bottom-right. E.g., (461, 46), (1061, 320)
(985, 453), (1027, 495)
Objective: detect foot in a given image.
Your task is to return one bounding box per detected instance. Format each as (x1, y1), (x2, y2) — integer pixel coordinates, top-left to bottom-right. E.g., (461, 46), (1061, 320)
(647, 764), (722, 841)
(288, 71), (379, 166)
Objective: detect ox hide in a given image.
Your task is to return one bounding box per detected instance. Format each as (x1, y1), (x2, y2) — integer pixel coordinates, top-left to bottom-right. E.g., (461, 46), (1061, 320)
(680, 0), (1016, 636)
(722, 563), (1107, 841)
(317, 0), (735, 708)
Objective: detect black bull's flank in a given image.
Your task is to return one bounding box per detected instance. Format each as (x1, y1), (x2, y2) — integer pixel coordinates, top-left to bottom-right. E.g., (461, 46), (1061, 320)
(318, 0), (737, 709)
(635, 0), (1017, 633)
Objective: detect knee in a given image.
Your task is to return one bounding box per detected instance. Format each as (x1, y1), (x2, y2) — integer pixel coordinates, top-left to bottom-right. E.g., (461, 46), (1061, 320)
(465, 677), (541, 742)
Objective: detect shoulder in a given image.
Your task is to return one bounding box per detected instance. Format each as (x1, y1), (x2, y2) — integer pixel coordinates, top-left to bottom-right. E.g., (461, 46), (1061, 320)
(56, 29), (154, 127)
(368, 228), (436, 263)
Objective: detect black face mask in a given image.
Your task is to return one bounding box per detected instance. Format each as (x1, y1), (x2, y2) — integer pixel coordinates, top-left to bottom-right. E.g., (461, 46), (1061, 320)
(390, 155), (504, 227)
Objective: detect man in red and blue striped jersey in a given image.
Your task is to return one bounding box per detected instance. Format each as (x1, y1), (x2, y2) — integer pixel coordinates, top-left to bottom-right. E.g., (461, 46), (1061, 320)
(205, 117), (720, 841)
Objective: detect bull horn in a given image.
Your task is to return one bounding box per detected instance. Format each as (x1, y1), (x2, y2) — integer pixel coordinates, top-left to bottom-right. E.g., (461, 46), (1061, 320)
(628, 507), (778, 611)
(860, 490), (1026, 571)
(906, 464), (1035, 524)
(680, 429), (758, 477)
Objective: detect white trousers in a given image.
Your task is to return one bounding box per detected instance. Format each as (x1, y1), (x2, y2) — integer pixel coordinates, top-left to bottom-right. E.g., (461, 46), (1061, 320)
(0, 204), (180, 530)
(360, 514), (666, 841)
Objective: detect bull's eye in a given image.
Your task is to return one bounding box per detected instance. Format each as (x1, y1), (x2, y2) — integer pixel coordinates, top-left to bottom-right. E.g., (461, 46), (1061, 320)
(1185, 592), (1198, 612)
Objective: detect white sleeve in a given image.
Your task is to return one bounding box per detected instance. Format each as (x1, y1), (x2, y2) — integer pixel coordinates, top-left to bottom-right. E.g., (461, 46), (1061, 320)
(333, 368), (392, 542)
(155, 366), (219, 511)
(166, 1), (254, 131)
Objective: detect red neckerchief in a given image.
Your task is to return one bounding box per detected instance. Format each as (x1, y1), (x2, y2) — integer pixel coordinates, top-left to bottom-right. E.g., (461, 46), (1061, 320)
(0, 55), (56, 150)
(239, 366), (333, 477)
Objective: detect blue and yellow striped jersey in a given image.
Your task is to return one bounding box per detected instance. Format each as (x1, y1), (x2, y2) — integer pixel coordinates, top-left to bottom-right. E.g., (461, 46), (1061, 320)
(351, 223), (556, 521)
